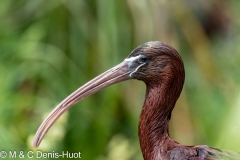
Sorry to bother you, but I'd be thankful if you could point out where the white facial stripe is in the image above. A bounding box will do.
[129,63,145,77]
[124,55,141,62]
[124,55,146,77]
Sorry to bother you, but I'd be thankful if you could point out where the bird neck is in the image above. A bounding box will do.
[138,82,182,160]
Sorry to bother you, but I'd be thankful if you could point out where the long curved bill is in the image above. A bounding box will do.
[33,61,131,147]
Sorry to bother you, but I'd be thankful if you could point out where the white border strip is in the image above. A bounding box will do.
[124,55,141,62]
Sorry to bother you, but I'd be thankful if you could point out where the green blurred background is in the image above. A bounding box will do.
[1,0,240,159]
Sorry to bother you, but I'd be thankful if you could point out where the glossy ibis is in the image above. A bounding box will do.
[33,41,240,160]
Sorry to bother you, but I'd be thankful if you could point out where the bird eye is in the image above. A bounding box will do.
[138,55,148,63]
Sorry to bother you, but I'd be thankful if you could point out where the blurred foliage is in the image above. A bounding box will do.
[0,0,240,159]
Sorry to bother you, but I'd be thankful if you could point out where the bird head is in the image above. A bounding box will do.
[33,41,184,147]
[125,41,184,85]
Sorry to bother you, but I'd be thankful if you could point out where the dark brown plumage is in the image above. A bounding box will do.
[33,41,240,160]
